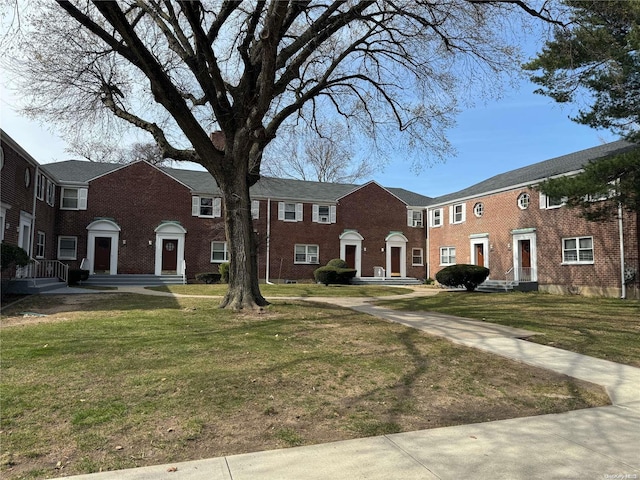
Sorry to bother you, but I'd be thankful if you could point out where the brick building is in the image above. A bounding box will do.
[2,128,638,298]
[426,140,639,298]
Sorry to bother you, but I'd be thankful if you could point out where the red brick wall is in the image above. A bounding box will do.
[1,138,57,257]
[428,186,634,293]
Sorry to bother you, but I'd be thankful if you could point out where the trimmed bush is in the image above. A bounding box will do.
[435,264,490,292]
[1,243,30,272]
[69,269,90,285]
[314,266,338,286]
[218,262,230,284]
[195,272,222,284]
[335,267,357,284]
[326,258,348,269]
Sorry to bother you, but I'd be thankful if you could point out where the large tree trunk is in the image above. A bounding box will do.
[216,167,269,310]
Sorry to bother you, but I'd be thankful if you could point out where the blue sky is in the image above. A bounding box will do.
[1,78,616,199]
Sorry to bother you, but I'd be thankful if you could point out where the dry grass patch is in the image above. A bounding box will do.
[1,293,609,479]
[378,291,640,367]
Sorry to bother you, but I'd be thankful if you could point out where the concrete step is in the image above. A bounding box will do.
[82,274,184,287]
[351,277,423,286]
[4,278,66,294]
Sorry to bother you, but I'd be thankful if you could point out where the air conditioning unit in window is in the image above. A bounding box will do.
[319,215,329,223]
[413,220,423,227]
[309,256,318,263]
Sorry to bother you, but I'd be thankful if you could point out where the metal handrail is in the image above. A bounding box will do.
[16,258,69,285]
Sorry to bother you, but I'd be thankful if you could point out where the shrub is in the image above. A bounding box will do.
[69,269,90,285]
[1,243,30,272]
[314,266,338,286]
[326,258,348,269]
[195,272,222,284]
[335,267,357,284]
[218,262,230,283]
[435,264,490,292]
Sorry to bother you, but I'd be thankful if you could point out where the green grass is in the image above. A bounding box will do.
[378,291,640,367]
[148,283,412,297]
[0,293,610,478]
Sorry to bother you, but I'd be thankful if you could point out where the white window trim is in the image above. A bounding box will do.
[60,187,88,210]
[36,231,46,259]
[473,202,484,218]
[210,241,229,263]
[407,209,423,228]
[561,236,594,265]
[192,196,222,218]
[449,203,466,224]
[430,208,443,227]
[294,244,319,264]
[411,248,424,266]
[36,173,45,200]
[440,246,456,266]
[251,200,260,219]
[517,192,530,210]
[46,180,55,206]
[278,202,303,222]
[58,236,78,260]
[539,192,567,210]
[312,204,336,224]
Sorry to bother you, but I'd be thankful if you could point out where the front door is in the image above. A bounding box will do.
[345,245,356,270]
[520,240,531,281]
[94,237,111,273]
[162,239,178,273]
[475,244,484,267]
[390,247,401,277]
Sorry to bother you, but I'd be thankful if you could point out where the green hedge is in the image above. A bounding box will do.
[1,243,30,272]
[68,269,90,285]
[195,272,222,284]
[435,264,490,292]
[219,262,230,283]
[313,265,357,286]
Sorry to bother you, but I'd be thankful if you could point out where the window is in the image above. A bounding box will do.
[473,202,484,217]
[0,205,7,242]
[278,202,303,222]
[46,180,55,206]
[36,231,46,258]
[450,203,466,224]
[539,192,566,209]
[24,167,31,188]
[294,244,319,264]
[192,196,221,217]
[562,236,594,264]
[440,246,456,266]
[430,208,443,227]
[60,188,88,210]
[36,173,45,200]
[313,204,336,223]
[408,209,423,227]
[252,200,260,219]
[211,241,229,263]
[412,248,424,266]
[58,236,77,260]
[518,193,530,210]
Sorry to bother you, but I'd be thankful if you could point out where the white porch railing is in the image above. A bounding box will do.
[16,259,69,285]
[505,267,533,283]
[182,260,187,284]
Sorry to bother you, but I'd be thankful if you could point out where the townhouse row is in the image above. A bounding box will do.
[2,128,638,298]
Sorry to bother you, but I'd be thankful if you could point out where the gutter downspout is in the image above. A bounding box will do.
[29,165,39,258]
[425,207,430,280]
[618,201,626,299]
[265,198,274,284]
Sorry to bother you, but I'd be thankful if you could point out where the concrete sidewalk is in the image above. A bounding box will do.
[60,291,640,479]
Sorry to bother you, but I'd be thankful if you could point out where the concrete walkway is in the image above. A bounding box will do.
[46,288,640,479]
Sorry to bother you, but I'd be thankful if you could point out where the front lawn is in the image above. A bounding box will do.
[148,283,413,297]
[0,293,608,479]
[377,291,640,367]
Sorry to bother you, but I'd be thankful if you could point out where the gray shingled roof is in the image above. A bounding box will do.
[41,160,431,205]
[428,140,639,206]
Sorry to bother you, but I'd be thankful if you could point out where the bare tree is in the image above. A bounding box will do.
[2,1,562,309]
[264,122,375,183]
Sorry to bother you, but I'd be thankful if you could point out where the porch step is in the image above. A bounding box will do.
[82,274,184,287]
[351,277,423,286]
[4,278,66,294]
[476,280,539,293]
